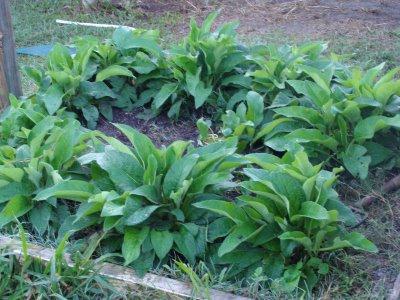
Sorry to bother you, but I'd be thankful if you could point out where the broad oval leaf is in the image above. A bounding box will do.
[96,65,134,82]
[218,223,263,257]
[194,200,248,224]
[0,196,33,228]
[162,154,199,199]
[124,205,161,226]
[34,180,96,202]
[122,226,150,265]
[291,201,330,222]
[150,230,174,260]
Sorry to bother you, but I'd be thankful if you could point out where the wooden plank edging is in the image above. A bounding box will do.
[0,235,251,300]
[0,0,22,99]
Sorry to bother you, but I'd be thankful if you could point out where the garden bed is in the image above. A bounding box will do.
[1,6,400,299]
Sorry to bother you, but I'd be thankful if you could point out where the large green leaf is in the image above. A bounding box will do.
[96,65,134,82]
[325,198,357,226]
[113,124,158,167]
[28,116,56,154]
[29,202,52,235]
[162,154,199,199]
[52,120,81,169]
[82,105,99,129]
[279,231,312,250]
[194,200,248,223]
[0,196,33,228]
[39,84,64,115]
[81,148,144,191]
[154,83,179,109]
[298,65,333,93]
[265,128,338,152]
[364,141,394,167]
[112,27,162,55]
[253,118,291,143]
[131,52,157,74]
[218,223,263,257]
[207,217,235,242]
[122,226,150,265]
[287,80,330,108]
[186,69,213,109]
[243,169,306,216]
[320,232,378,253]
[34,180,96,202]
[0,167,24,182]
[273,106,325,128]
[0,182,32,204]
[131,185,159,204]
[245,91,264,126]
[340,144,371,179]
[80,81,117,99]
[291,201,330,221]
[124,205,161,226]
[150,230,174,260]
[354,115,400,141]
[173,228,197,264]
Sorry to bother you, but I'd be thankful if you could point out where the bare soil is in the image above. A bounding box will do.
[97,109,199,147]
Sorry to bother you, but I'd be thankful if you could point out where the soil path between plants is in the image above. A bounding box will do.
[97,109,199,147]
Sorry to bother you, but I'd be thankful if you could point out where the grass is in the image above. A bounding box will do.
[6,0,400,298]
[0,228,126,299]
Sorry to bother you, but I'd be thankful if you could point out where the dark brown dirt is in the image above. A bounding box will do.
[97,108,199,147]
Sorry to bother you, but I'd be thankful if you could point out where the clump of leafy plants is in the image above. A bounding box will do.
[0,10,392,295]
[143,11,251,119]
[220,91,265,152]
[195,151,377,292]
[264,63,400,179]
[217,62,400,178]
[36,124,242,274]
[0,110,96,235]
[26,27,163,128]
[247,42,333,100]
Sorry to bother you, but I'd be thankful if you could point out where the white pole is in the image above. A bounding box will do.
[56,19,135,30]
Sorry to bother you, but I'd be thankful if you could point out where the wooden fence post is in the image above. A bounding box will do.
[0,0,22,111]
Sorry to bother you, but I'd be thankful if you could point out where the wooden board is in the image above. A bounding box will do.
[0,0,22,110]
[0,235,251,300]
[0,33,9,111]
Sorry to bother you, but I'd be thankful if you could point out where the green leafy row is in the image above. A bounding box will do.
[1,11,393,295]
[0,98,376,293]
[217,63,400,179]
[26,12,400,179]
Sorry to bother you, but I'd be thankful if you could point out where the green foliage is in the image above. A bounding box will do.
[220,62,400,178]
[220,91,277,152]
[141,11,250,118]
[0,110,96,235]
[195,151,377,291]
[26,28,163,128]
[36,124,242,274]
[0,11,391,295]
[247,42,331,99]
[265,64,400,179]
